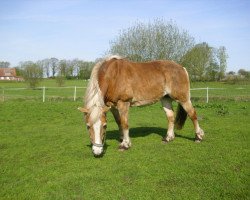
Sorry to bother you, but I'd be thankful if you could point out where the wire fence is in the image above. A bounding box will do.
[0,86,250,103]
[1,86,86,102]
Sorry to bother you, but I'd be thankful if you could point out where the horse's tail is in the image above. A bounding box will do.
[175,103,187,130]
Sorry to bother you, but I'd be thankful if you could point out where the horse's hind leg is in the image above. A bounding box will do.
[161,97,175,142]
[181,100,204,142]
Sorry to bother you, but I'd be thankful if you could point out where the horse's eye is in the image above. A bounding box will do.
[103,123,107,129]
[86,124,90,129]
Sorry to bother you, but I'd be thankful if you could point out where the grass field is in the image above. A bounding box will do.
[0,81,249,199]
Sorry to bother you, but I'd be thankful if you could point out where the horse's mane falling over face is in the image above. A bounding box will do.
[84,55,122,123]
[84,60,104,123]
[82,55,123,156]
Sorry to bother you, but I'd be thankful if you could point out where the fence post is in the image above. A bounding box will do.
[74,86,77,101]
[43,86,45,102]
[206,87,209,103]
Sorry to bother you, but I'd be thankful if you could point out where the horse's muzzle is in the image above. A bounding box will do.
[92,143,104,157]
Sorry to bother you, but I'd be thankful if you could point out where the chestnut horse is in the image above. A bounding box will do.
[79,55,204,156]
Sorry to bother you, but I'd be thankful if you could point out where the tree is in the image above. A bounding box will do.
[77,61,94,79]
[15,67,24,77]
[181,42,213,81]
[217,46,228,80]
[227,71,235,75]
[37,58,59,78]
[37,59,50,78]
[0,61,10,68]
[206,62,219,81]
[238,69,250,79]
[20,61,43,88]
[55,75,66,87]
[57,60,67,77]
[66,59,77,79]
[109,19,195,62]
[50,58,59,78]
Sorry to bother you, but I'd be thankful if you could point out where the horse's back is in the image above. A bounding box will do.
[98,58,190,105]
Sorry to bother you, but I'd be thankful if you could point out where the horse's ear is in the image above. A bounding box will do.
[78,107,89,113]
[103,106,111,113]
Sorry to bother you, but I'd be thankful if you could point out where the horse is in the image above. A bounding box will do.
[79,55,204,156]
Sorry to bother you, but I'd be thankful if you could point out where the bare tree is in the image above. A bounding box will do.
[37,59,50,78]
[66,59,77,78]
[0,61,10,68]
[58,60,67,77]
[109,19,195,62]
[20,61,43,88]
[217,46,228,80]
[50,58,58,78]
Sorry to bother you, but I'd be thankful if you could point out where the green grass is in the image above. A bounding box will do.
[0,98,249,199]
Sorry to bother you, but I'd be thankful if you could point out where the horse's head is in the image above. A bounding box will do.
[78,106,110,157]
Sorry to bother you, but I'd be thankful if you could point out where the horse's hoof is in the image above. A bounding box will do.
[118,145,129,151]
[118,148,125,152]
[162,140,168,144]
[162,138,167,143]
[195,138,202,143]
[162,137,174,143]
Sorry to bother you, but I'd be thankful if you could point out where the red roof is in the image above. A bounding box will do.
[0,68,17,77]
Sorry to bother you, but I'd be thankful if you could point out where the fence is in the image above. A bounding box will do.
[1,86,86,102]
[190,87,224,103]
[1,86,250,103]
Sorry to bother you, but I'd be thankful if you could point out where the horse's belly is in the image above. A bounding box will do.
[130,98,160,107]
[130,90,166,107]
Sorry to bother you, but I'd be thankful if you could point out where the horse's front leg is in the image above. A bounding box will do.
[110,107,123,142]
[117,101,131,150]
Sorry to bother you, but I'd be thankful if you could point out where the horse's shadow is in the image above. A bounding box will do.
[106,126,194,142]
[86,127,195,156]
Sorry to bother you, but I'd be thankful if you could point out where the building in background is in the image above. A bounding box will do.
[0,68,23,81]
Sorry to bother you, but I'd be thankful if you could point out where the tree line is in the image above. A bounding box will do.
[19,58,95,79]
[0,59,95,87]
[0,59,95,88]
[0,59,94,78]
[1,18,249,87]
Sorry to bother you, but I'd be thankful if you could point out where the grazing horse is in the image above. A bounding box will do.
[79,55,204,156]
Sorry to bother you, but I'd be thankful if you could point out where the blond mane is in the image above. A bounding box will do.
[84,55,122,123]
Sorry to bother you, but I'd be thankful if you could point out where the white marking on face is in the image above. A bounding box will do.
[93,119,102,145]
[92,119,103,155]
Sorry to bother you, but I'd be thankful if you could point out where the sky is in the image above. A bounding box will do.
[0,0,249,72]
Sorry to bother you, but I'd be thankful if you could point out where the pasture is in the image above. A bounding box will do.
[0,81,249,199]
